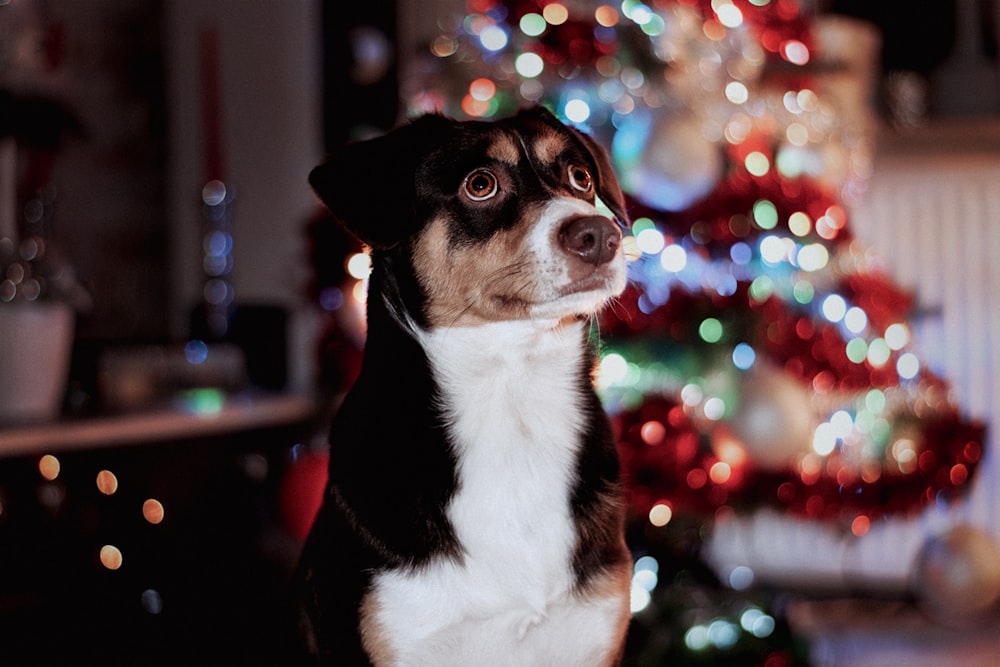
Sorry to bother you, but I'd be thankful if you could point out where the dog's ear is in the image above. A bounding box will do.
[515,107,629,227]
[566,126,630,229]
[309,115,455,249]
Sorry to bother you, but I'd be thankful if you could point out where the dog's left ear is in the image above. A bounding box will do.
[515,106,630,227]
[566,126,630,228]
[309,114,455,249]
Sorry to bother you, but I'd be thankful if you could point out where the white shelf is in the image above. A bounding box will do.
[0,392,317,457]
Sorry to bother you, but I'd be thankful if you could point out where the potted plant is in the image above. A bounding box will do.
[0,89,87,423]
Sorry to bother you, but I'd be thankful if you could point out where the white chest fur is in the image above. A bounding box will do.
[362,319,624,666]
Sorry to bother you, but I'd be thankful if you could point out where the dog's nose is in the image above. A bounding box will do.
[559,216,622,266]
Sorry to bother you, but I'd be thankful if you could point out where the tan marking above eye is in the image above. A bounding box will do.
[531,131,568,164]
[462,169,499,201]
[486,135,521,164]
[568,165,594,193]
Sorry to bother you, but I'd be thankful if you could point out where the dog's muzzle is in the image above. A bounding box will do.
[558,216,622,266]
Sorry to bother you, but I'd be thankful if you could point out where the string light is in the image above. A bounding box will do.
[100,545,123,571]
[96,470,119,496]
[143,499,166,525]
[400,0,983,537]
[39,454,60,481]
[542,2,569,26]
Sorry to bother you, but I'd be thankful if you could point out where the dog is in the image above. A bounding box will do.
[295,106,632,666]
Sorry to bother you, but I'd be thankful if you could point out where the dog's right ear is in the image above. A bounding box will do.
[309,114,455,249]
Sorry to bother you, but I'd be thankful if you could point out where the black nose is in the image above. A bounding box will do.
[559,216,622,266]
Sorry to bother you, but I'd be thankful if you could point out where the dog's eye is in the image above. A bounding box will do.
[462,170,499,201]
[568,165,593,194]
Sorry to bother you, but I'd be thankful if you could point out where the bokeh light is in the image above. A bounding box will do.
[519,13,546,37]
[39,454,60,481]
[143,498,166,524]
[96,470,118,496]
[542,2,568,25]
[100,545,123,571]
[515,52,544,78]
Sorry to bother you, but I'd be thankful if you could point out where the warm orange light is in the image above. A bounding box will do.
[542,3,569,25]
[352,279,368,304]
[702,19,727,41]
[825,205,847,229]
[100,545,123,570]
[835,466,856,487]
[712,429,748,467]
[709,461,732,485]
[640,420,666,446]
[461,94,490,117]
[469,78,497,101]
[861,462,882,484]
[950,463,968,486]
[143,499,165,525]
[850,515,870,537]
[595,5,619,27]
[39,454,60,481]
[96,470,118,496]
[799,454,821,485]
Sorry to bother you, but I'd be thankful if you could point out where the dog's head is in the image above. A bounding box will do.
[309,107,630,328]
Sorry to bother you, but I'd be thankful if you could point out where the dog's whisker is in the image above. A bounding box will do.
[604,295,630,324]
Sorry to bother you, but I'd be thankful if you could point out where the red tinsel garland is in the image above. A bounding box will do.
[603,166,986,525]
[615,392,985,524]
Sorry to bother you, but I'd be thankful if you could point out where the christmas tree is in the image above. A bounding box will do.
[311,0,987,662]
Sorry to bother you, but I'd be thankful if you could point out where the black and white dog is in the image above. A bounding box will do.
[296,107,632,666]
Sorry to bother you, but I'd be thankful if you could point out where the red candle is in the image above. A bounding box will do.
[199,26,226,184]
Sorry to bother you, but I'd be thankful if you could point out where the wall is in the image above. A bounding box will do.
[852,125,1000,539]
[1,0,168,341]
[164,0,323,387]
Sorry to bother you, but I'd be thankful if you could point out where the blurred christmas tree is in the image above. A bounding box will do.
[311,0,987,663]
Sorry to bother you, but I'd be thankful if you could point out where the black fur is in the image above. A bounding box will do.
[295,107,629,665]
[295,261,460,663]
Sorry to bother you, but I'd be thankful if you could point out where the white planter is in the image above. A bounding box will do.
[0,302,74,423]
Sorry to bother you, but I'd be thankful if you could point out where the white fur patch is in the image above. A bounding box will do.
[363,319,624,665]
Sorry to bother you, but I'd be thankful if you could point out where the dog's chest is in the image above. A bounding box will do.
[433,322,585,557]
[364,321,599,663]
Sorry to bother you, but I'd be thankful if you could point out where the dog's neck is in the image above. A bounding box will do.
[417,317,591,377]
